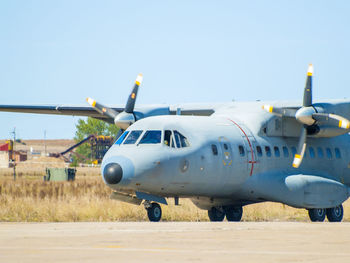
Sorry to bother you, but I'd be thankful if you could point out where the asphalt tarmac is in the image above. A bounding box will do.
[0,222,349,263]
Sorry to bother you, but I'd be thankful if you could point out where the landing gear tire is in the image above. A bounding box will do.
[208,207,225,222]
[326,205,343,222]
[147,203,162,222]
[308,208,326,222]
[224,206,243,222]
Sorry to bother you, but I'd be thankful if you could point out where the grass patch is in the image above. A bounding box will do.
[1,175,349,222]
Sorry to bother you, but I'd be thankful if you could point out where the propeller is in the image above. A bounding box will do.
[86,73,143,136]
[263,64,350,168]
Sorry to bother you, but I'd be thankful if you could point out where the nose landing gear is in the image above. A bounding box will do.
[144,201,162,222]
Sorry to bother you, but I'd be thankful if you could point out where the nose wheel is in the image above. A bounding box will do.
[145,202,162,222]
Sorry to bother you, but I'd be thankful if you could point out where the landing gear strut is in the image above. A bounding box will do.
[145,202,162,222]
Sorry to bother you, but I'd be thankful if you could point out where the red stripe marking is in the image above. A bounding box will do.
[228,119,256,176]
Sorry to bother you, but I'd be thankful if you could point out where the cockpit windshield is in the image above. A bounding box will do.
[115,131,129,145]
[120,129,189,147]
[123,130,143,144]
[139,130,162,144]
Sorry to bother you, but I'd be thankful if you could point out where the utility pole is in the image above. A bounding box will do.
[44,130,47,156]
[11,127,16,181]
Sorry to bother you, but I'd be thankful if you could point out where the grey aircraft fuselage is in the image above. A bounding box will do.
[102,101,350,212]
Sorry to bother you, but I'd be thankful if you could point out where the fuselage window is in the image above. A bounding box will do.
[309,147,315,158]
[123,130,143,144]
[211,144,218,155]
[256,146,262,157]
[335,148,341,159]
[274,146,280,157]
[139,130,162,144]
[223,143,228,150]
[317,147,324,158]
[282,146,289,158]
[239,145,245,156]
[326,148,333,159]
[265,146,271,157]
[115,131,129,145]
[291,147,297,156]
[164,130,175,148]
[174,130,190,148]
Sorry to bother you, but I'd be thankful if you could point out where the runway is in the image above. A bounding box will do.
[1,222,350,263]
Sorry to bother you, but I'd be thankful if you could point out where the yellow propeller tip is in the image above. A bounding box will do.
[135,74,143,86]
[307,64,313,76]
[86,97,96,107]
[262,105,273,113]
[292,155,302,168]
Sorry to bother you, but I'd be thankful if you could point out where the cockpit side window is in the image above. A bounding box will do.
[115,131,129,145]
[139,130,162,144]
[164,130,175,148]
[174,130,189,148]
[123,130,143,144]
[174,132,181,148]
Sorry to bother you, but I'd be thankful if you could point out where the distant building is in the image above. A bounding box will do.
[0,141,27,168]
[0,151,9,168]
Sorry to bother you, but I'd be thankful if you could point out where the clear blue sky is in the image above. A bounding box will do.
[1,0,350,139]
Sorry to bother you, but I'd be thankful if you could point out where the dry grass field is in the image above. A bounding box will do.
[1,170,350,222]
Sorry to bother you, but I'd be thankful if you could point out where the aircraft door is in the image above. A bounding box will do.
[230,122,259,176]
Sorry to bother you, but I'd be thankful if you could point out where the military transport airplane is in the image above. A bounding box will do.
[1,64,350,222]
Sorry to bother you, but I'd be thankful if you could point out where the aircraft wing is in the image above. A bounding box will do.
[0,104,124,117]
[0,103,219,122]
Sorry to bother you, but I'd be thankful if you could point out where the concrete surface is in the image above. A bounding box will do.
[1,222,350,263]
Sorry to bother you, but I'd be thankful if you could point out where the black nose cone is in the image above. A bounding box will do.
[103,163,123,184]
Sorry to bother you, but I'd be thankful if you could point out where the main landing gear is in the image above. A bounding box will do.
[308,204,343,222]
[144,201,162,222]
[208,206,243,222]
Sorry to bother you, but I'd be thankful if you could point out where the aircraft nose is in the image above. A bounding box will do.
[103,163,123,184]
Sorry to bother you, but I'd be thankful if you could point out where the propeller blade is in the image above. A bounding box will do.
[262,105,297,117]
[303,64,313,107]
[86,97,119,119]
[312,113,350,129]
[292,127,307,168]
[125,73,143,113]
